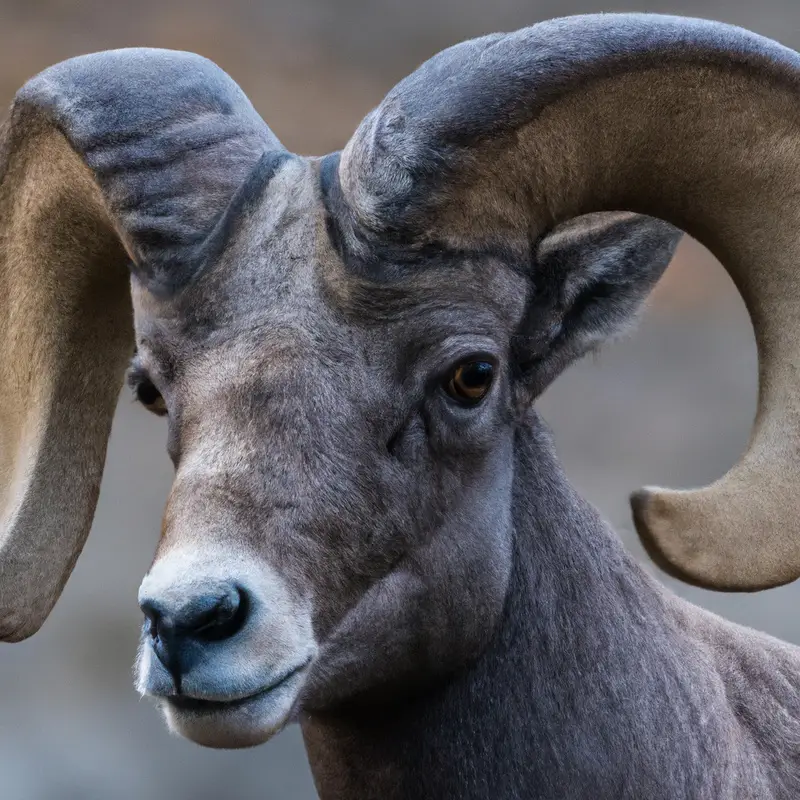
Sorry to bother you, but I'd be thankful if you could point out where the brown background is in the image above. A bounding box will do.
[0,1,797,798]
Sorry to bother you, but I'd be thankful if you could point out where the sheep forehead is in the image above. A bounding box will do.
[131,159,336,355]
[130,155,527,400]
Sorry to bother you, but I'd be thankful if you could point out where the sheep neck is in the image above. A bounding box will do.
[300,416,758,800]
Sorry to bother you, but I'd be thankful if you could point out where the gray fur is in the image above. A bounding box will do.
[2,14,800,800]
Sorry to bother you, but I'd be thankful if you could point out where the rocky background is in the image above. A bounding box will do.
[1,1,798,797]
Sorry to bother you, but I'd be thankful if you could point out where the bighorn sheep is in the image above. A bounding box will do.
[2,11,800,798]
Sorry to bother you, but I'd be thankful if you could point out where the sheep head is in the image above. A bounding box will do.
[1,13,795,748]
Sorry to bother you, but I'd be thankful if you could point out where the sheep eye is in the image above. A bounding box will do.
[445,361,494,405]
[133,378,167,416]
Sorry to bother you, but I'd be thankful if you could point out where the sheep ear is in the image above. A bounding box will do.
[516,213,681,395]
[0,49,282,641]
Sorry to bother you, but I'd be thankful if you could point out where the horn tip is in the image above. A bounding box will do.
[630,485,738,590]
[630,486,799,592]
[0,608,45,643]
[629,485,695,580]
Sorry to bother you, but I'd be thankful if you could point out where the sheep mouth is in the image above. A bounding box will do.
[167,658,312,714]
[159,657,315,748]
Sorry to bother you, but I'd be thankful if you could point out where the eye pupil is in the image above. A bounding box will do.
[134,380,167,415]
[459,362,492,389]
[446,361,494,404]
[136,381,161,407]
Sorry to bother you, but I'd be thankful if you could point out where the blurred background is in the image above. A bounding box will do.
[0,0,798,797]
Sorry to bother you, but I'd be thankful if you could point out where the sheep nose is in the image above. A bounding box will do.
[140,584,248,682]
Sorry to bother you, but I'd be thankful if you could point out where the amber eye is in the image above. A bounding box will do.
[445,361,494,405]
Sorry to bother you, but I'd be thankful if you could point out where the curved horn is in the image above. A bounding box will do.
[339,14,800,591]
[0,49,282,641]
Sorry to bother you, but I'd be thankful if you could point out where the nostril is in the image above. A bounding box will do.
[140,598,165,640]
[138,583,249,687]
[183,585,249,642]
